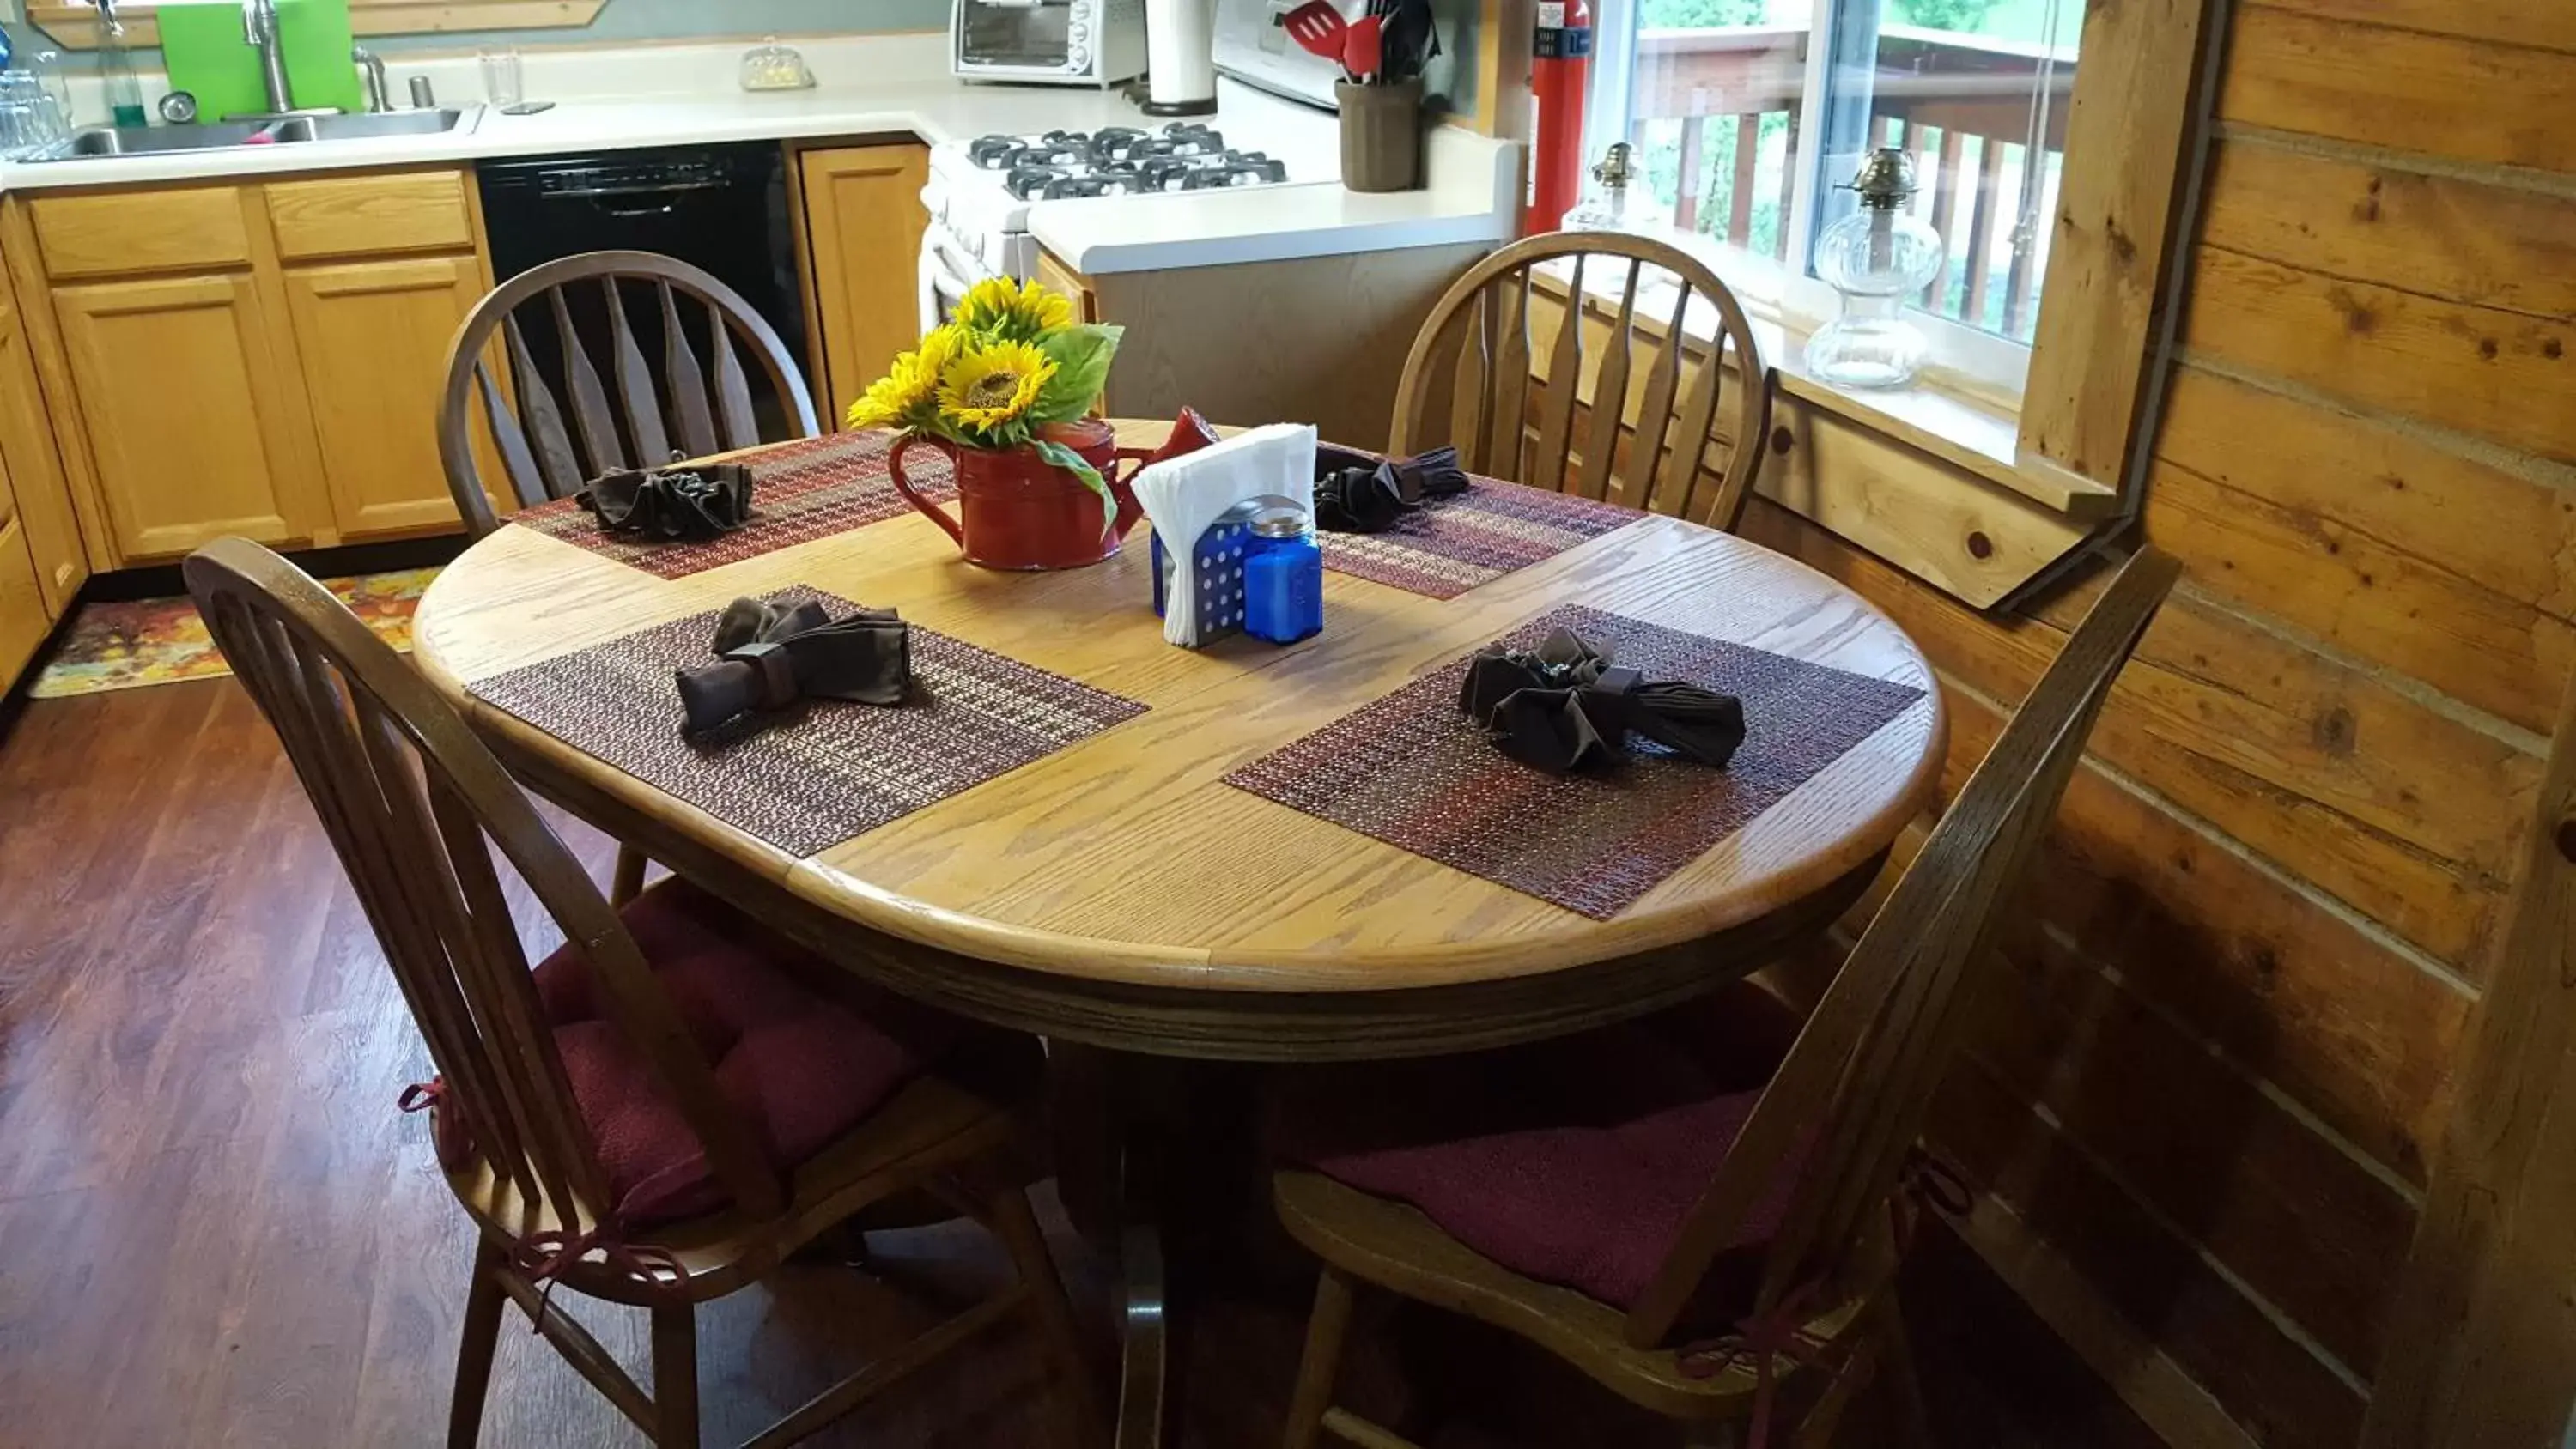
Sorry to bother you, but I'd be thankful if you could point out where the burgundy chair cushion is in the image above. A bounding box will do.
[533,879,954,1226]
[1279,981,1807,1314]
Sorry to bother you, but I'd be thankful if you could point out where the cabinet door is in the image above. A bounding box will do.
[799,144,930,425]
[282,253,489,540]
[52,272,325,561]
[0,277,87,616]
[1037,248,1101,324]
[0,511,49,694]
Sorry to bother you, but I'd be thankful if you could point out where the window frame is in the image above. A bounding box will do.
[1473,0,2218,609]
[1583,0,2072,403]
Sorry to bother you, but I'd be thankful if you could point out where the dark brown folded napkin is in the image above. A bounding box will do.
[674,596,912,735]
[580,464,756,541]
[1314,445,1471,533]
[1458,627,1746,774]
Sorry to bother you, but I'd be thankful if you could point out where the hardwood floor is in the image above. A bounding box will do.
[0,674,2154,1448]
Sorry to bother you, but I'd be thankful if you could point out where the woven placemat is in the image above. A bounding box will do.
[1319,478,1643,600]
[1225,604,1926,919]
[471,586,1146,858]
[512,431,956,579]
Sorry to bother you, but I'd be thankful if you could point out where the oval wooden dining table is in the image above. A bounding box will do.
[410,416,1947,1447]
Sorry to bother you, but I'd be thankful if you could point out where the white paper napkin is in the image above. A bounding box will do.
[1131,423,1318,646]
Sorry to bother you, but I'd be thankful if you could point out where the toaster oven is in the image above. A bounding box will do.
[951,0,1150,87]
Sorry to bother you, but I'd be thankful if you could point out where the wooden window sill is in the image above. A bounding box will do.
[31,1,608,50]
[1538,264,2118,523]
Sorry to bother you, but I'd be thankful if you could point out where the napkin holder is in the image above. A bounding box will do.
[1151,500,1259,643]
[1130,422,1319,648]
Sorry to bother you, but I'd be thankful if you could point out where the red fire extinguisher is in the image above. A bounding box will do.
[1527,0,1593,234]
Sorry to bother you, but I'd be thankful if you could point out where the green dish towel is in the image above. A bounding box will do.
[158,0,361,120]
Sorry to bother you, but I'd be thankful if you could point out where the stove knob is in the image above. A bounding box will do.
[1066,44,1091,71]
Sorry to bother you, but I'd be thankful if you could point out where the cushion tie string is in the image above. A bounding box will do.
[1674,1277,1832,1449]
[510,1220,690,1325]
[1668,1150,1973,1446]
[397,1076,477,1171]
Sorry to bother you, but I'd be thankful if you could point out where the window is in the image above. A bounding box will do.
[1583,0,2085,397]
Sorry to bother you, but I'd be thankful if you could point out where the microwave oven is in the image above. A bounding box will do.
[951,0,1151,87]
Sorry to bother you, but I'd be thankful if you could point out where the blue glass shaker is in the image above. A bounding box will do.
[1243,505,1323,645]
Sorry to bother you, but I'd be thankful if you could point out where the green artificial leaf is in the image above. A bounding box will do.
[1031,324,1125,423]
[1033,438,1119,541]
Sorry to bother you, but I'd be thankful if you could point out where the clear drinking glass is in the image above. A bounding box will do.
[0,74,42,158]
[478,47,524,110]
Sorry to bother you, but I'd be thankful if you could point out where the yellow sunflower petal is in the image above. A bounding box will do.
[936,338,1058,433]
[954,277,1076,340]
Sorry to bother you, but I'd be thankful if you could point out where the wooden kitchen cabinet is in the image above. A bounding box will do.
[52,270,327,560]
[0,276,88,615]
[282,253,490,538]
[799,143,929,425]
[0,507,48,690]
[4,167,496,567]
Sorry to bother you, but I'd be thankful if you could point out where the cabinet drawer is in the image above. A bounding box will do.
[267,171,477,262]
[33,187,253,279]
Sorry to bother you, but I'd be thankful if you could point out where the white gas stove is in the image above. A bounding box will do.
[920,121,1297,328]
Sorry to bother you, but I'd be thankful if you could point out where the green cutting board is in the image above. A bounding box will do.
[160,0,363,121]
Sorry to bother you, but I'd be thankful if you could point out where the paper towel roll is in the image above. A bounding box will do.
[1144,0,1218,116]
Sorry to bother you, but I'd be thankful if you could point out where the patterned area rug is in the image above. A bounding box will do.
[27,568,438,700]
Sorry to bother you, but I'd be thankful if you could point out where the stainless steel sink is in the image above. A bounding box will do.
[42,119,276,156]
[263,108,468,142]
[28,107,471,161]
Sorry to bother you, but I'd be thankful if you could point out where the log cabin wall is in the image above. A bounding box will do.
[1674,2,2572,1442]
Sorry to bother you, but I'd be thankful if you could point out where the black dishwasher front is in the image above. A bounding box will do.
[478,143,813,443]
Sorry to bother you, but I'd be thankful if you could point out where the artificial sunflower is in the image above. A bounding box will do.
[953,276,1076,342]
[938,339,1057,436]
[847,347,935,430]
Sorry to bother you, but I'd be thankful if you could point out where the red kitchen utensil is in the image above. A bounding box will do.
[1345,14,1384,80]
[1283,1,1351,65]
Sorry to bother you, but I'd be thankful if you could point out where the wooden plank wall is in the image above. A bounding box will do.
[1732,2,2576,1440]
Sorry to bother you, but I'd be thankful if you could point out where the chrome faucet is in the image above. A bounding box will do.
[242,0,295,116]
[353,46,390,113]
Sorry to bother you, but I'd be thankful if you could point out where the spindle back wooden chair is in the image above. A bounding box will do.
[1275,547,2183,1448]
[438,250,821,540]
[183,537,1094,1449]
[1389,232,1771,533]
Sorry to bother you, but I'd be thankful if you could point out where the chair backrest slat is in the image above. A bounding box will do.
[1486,266,1534,481]
[1657,326,1728,521]
[503,314,586,501]
[707,297,762,452]
[1621,547,2183,1347]
[349,688,601,1218]
[1626,283,1692,512]
[440,253,821,537]
[1572,261,1644,504]
[1529,252,1589,494]
[1391,233,1770,532]
[185,537,796,1237]
[471,361,548,514]
[550,286,626,478]
[220,599,532,1202]
[1447,289,1493,474]
[604,277,672,465]
[659,280,720,460]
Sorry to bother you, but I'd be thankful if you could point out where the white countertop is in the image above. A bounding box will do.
[1,34,1518,276]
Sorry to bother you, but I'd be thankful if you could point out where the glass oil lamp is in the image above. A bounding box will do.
[1807,147,1947,389]
[1565,142,1640,233]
